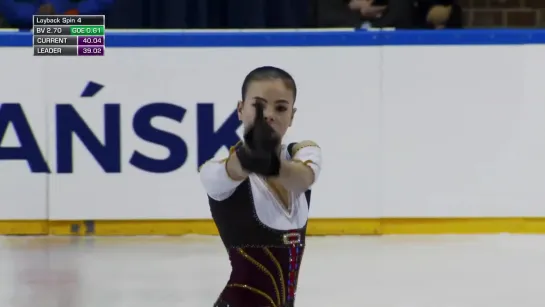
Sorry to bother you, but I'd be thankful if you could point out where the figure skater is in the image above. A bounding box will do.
[199,66,322,307]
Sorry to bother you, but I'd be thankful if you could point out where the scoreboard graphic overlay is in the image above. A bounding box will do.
[33,15,105,56]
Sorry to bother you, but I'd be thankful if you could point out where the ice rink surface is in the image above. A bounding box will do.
[1,234,544,307]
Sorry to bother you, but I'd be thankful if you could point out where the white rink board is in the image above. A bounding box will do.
[1,32,545,220]
[0,50,47,219]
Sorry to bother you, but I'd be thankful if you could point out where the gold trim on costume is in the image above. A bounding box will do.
[282,233,301,245]
[224,142,242,180]
[292,159,316,167]
[197,141,241,173]
[290,159,317,184]
[291,140,319,156]
[264,247,286,304]
[229,141,242,154]
[226,283,277,307]
[292,158,317,172]
[223,156,237,181]
[264,179,290,211]
[237,248,281,306]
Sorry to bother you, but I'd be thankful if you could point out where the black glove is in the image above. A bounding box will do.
[236,102,281,176]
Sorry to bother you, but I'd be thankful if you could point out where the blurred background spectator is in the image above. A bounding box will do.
[313,0,462,28]
[460,0,545,27]
[0,0,544,29]
[106,0,313,28]
[0,0,312,29]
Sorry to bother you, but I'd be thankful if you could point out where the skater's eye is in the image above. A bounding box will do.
[274,100,289,112]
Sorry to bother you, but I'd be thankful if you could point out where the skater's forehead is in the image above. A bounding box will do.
[245,80,294,104]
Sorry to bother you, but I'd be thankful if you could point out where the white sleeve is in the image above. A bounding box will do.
[291,141,322,187]
[199,157,243,201]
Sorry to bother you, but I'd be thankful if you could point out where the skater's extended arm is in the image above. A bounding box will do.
[277,141,322,193]
[199,151,248,201]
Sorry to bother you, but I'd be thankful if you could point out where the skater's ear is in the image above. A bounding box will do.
[237,100,244,120]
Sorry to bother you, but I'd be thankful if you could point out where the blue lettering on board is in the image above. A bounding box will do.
[0,81,242,173]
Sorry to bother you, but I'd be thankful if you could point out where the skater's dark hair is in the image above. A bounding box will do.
[241,66,297,102]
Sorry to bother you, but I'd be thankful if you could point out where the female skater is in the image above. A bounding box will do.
[199,66,322,307]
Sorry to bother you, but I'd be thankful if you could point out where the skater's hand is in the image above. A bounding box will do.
[236,102,281,176]
[244,102,280,152]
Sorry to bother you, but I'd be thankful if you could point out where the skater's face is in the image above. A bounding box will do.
[238,79,296,139]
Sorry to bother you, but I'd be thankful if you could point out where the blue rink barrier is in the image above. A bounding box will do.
[2,29,545,47]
